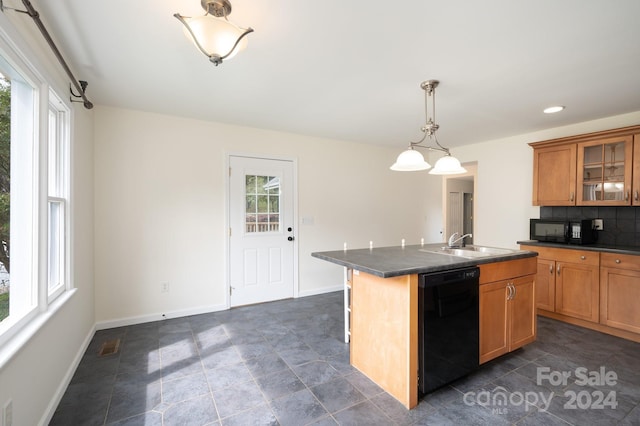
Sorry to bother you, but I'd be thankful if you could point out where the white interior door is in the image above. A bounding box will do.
[228,156,295,307]
[446,191,463,238]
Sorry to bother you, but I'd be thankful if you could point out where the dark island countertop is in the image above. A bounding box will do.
[518,240,640,256]
[311,243,538,278]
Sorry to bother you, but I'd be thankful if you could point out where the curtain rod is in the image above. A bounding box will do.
[1,0,93,109]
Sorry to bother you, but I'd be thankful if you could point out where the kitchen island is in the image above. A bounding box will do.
[312,243,538,408]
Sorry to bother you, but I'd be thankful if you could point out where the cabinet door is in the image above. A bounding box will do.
[600,267,640,334]
[532,144,576,206]
[535,258,556,311]
[633,134,640,206]
[555,262,600,322]
[509,274,536,350]
[479,280,508,364]
[577,136,633,205]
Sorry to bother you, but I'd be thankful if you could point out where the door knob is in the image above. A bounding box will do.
[288,236,295,241]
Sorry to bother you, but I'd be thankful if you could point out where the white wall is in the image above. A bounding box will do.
[0,19,96,426]
[0,7,637,426]
[450,111,640,249]
[94,106,640,327]
[94,107,436,325]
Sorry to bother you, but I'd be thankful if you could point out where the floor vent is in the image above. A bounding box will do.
[98,338,121,357]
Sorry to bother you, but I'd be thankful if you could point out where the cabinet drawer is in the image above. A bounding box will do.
[479,257,537,284]
[521,245,599,266]
[601,252,640,271]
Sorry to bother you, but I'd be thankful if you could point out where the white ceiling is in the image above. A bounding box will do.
[30,0,640,149]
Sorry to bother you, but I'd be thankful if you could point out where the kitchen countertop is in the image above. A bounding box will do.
[311,243,538,278]
[518,240,640,256]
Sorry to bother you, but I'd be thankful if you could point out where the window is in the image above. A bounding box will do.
[47,95,69,300]
[0,56,38,335]
[0,74,9,323]
[0,27,72,348]
[245,175,280,233]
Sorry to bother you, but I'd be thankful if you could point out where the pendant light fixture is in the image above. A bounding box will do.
[390,80,467,175]
[174,0,254,66]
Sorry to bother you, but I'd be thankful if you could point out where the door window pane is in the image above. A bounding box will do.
[245,175,280,233]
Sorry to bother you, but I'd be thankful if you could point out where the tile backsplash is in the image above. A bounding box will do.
[540,206,640,247]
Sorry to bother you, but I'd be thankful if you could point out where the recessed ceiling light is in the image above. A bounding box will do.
[543,106,565,114]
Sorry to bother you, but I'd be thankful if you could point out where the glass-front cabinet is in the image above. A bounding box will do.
[577,136,633,205]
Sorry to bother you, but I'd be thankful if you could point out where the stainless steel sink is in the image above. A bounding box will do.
[458,245,513,255]
[419,245,514,259]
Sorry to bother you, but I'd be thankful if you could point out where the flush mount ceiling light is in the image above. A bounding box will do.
[390,80,467,175]
[543,105,565,114]
[174,0,254,66]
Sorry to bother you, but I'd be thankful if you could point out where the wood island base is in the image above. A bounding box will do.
[350,270,418,409]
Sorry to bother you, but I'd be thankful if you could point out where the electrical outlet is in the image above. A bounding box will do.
[4,399,13,426]
[594,219,603,230]
[161,282,169,293]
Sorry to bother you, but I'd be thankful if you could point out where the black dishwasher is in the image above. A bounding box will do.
[418,267,480,394]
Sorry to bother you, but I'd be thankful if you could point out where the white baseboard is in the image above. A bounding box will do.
[297,285,343,298]
[96,288,343,330]
[95,303,229,330]
[40,323,96,426]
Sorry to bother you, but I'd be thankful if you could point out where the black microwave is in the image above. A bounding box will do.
[530,219,597,244]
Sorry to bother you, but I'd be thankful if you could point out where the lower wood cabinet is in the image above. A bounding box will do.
[600,253,640,334]
[535,258,556,311]
[479,258,537,364]
[555,259,599,322]
[520,245,599,322]
[521,244,640,343]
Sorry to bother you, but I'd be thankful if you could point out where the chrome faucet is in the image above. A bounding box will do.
[448,232,473,248]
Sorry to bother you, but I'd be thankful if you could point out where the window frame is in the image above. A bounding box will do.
[0,12,75,359]
[46,94,70,302]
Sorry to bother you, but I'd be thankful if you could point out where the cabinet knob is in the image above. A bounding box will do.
[549,264,553,274]
[616,259,621,264]
[580,255,586,260]
[570,192,575,202]
[557,265,561,275]
[625,191,630,201]
[635,190,639,202]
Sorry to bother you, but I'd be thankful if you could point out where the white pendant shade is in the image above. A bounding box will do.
[390,148,431,171]
[389,80,467,175]
[429,154,467,175]
[182,15,248,59]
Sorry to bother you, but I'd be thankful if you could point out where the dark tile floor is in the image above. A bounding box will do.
[50,291,640,425]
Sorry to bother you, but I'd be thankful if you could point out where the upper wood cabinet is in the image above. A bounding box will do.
[577,136,633,205]
[532,143,576,205]
[633,134,640,205]
[530,125,640,206]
